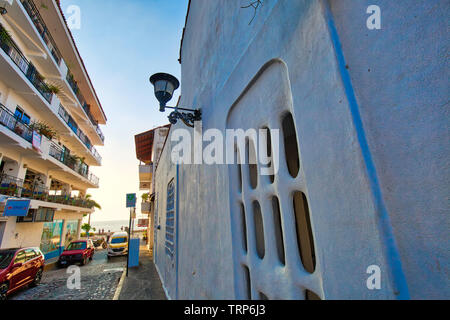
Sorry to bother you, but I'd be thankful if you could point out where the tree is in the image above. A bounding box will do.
[85,194,102,210]
[81,223,94,235]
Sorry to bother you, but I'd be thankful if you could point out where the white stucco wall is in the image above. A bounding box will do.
[153,0,449,300]
[0,217,44,249]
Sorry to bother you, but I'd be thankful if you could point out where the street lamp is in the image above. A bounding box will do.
[150,72,201,128]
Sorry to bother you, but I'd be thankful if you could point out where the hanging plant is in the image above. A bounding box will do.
[29,121,58,140]
[46,84,60,94]
[0,28,13,46]
[142,192,150,203]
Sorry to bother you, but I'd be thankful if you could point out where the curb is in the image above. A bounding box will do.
[113,269,126,300]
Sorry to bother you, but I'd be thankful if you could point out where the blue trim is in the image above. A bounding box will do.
[322,0,410,299]
[174,164,180,299]
[44,246,64,261]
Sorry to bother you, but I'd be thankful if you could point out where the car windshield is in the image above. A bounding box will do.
[111,237,127,244]
[0,251,15,269]
[66,242,87,251]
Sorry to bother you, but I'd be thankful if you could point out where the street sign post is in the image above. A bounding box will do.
[126,193,137,277]
[126,193,136,208]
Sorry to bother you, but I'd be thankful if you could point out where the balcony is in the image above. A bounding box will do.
[139,164,153,182]
[141,202,151,214]
[48,142,100,186]
[20,0,62,66]
[66,71,105,143]
[0,103,33,143]
[0,173,95,209]
[0,24,54,104]
[58,105,102,164]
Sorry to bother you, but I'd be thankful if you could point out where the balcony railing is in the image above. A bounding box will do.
[0,24,53,103]
[48,141,99,186]
[82,103,105,143]
[58,105,103,163]
[66,70,105,143]
[0,103,33,143]
[0,173,96,209]
[20,0,62,65]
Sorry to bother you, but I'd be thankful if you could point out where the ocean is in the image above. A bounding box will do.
[90,220,147,233]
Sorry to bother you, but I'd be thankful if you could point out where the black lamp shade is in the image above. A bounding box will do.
[150,73,180,111]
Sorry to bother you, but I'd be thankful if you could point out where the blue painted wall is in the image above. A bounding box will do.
[153,0,449,299]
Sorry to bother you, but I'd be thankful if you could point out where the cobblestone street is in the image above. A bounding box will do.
[9,249,127,300]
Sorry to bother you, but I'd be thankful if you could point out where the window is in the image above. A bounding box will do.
[293,192,316,274]
[0,251,15,268]
[226,63,321,299]
[66,242,87,250]
[111,237,127,244]
[16,209,34,223]
[247,139,258,190]
[34,208,55,222]
[271,196,285,265]
[252,201,265,260]
[165,179,175,259]
[67,116,78,134]
[14,107,30,125]
[25,249,37,261]
[239,203,248,252]
[17,208,55,223]
[14,250,26,264]
[282,113,300,178]
[305,290,321,300]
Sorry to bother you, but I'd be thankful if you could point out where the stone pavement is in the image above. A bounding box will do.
[10,250,126,300]
[118,244,167,300]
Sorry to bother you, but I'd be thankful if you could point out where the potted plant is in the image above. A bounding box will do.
[46,84,60,94]
[29,121,58,140]
[0,27,13,48]
[142,192,150,203]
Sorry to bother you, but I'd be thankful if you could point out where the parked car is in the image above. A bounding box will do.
[107,232,128,258]
[58,239,95,267]
[0,247,45,300]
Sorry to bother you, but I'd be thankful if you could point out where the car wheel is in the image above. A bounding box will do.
[0,283,8,300]
[80,256,87,266]
[30,269,43,287]
[89,254,94,261]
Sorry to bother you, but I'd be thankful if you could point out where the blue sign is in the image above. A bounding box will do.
[126,193,136,208]
[3,199,31,217]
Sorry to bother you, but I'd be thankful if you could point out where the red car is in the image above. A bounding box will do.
[58,239,95,267]
[0,247,45,300]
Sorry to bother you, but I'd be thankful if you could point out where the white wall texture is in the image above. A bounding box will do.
[153,0,449,300]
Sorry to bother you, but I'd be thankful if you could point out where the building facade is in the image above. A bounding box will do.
[152,0,449,300]
[135,125,170,252]
[0,0,106,260]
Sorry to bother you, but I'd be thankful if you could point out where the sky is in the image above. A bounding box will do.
[59,0,189,222]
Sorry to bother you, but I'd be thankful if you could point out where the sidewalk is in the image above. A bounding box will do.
[118,243,167,300]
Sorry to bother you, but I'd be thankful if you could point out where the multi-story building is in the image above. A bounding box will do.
[135,125,170,252]
[0,0,106,260]
[152,1,448,300]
